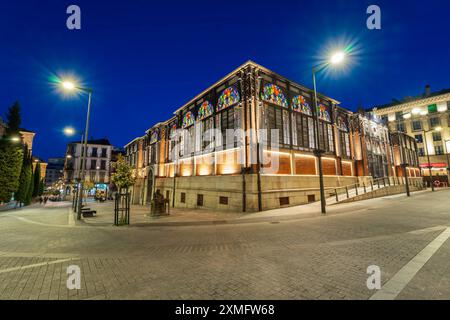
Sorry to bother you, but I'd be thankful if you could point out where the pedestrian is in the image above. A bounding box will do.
[39,196,43,205]
[43,196,48,205]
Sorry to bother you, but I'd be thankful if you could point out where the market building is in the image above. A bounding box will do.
[125,61,422,212]
[372,85,450,185]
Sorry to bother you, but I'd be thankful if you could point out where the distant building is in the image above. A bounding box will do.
[63,139,114,195]
[371,85,450,184]
[45,157,65,187]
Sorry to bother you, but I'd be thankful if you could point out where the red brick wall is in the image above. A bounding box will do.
[295,156,316,175]
[322,158,336,176]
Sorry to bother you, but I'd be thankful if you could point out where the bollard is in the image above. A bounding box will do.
[346,186,349,199]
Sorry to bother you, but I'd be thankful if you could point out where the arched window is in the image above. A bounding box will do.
[197,101,214,120]
[262,83,288,107]
[150,130,159,144]
[182,111,195,128]
[217,86,240,112]
[318,104,331,122]
[292,95,312,115]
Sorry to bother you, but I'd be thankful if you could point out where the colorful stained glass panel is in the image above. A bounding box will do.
[182,111,195,128]
[262,83,288,107]
[217,86,240,111]
[197,101,214,120]
[318,104,331,122]
[292,95,312,115]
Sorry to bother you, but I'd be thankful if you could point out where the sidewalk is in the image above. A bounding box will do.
[79,188,441,228]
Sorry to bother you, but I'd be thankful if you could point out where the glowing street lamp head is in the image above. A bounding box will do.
[330,51,345,65]
[62,81,76,91]
[11,136,20,143]
[63,126,76,136]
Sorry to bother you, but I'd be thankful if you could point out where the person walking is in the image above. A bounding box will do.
[39,196,43,205]
[43,196,48,205]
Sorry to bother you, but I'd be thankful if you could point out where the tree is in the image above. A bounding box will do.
[0,101,24,203]
[111,154,135,191]
[32,162,41,197]
[0,140,23,203]
[5,101,21,135]
[38,179,44,197]
[15,148,32,206]
[25,168,34,205]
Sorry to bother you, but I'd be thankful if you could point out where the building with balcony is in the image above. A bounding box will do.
[125,61,422,212]
[372,85,450,185]
[63,139,113,195]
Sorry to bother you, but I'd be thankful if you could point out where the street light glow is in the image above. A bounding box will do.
[330,51,345,65]
[435,126,442,132]
[11,136,20,143]
[63,126,76,136]
[62,81,76,91]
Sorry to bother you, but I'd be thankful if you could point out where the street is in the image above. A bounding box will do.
[0,189,449,300]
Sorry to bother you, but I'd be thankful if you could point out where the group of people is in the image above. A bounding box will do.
[38,196,49,205]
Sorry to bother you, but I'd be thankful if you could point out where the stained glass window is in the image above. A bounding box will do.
[292,95,312,115]
[318,104,331,122]
[217,86,240,111]
[182,111,195,128]
[262,83,288,107]
[337,116,348,132]
[150,130,159,144]
[197,101,214,120]
[169,123,177,138]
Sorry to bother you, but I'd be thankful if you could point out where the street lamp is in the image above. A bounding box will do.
[63,126,76,137]
[445,139,450,184]
[11,136,20,143]
[312,50,347,214]
[59,78,93,220]
[422,126,442,191]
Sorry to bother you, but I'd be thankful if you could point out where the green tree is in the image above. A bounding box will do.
[5,101,21,135]
[32,161,41,197]
[0,140,23,203]
[15,148,32,206]
[25,168,34,205]
[111,154,135,191]
[0,101,24,203]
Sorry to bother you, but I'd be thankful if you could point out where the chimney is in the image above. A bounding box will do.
[425,84,431,96]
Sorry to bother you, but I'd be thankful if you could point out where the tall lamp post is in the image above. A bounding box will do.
[60,81,93,220]
[422,126,442,192]
[445,139,450,184]
[312,51,346,214]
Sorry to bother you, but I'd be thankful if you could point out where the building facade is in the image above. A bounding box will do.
[45,157,65,187]
[63,139,113,195]
[372,85,450,185]
[125,61,422,212]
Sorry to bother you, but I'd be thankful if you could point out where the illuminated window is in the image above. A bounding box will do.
[182,111,195,128]
[197,101,214,121]
[412,120,422,131]
[318,104,331,122]
[217,86,240,112]
[292,95,312,115]
[262,83,288,107]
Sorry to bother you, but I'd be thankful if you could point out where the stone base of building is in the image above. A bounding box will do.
[150,174,373,212]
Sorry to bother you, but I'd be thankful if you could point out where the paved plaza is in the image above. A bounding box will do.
[0,189,449,300]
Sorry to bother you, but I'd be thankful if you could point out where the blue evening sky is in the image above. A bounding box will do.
[0,0,449,159]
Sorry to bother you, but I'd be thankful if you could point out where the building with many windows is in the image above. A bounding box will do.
[125,61,422,212]
[63,139,113,196]
[45,157,65,187]
[372,85,450,185]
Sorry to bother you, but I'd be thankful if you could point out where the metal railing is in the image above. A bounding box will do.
[329,177,425,203]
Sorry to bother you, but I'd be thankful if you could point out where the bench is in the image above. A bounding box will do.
[82,210,97,217]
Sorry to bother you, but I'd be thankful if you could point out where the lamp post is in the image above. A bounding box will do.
[312,51,346,214]
[445,140,450,184]
[422,126,442,191]
[60,81,93,220]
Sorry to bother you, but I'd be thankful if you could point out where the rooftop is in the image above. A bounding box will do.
[372,86,450,111]
[70,138,112,146]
